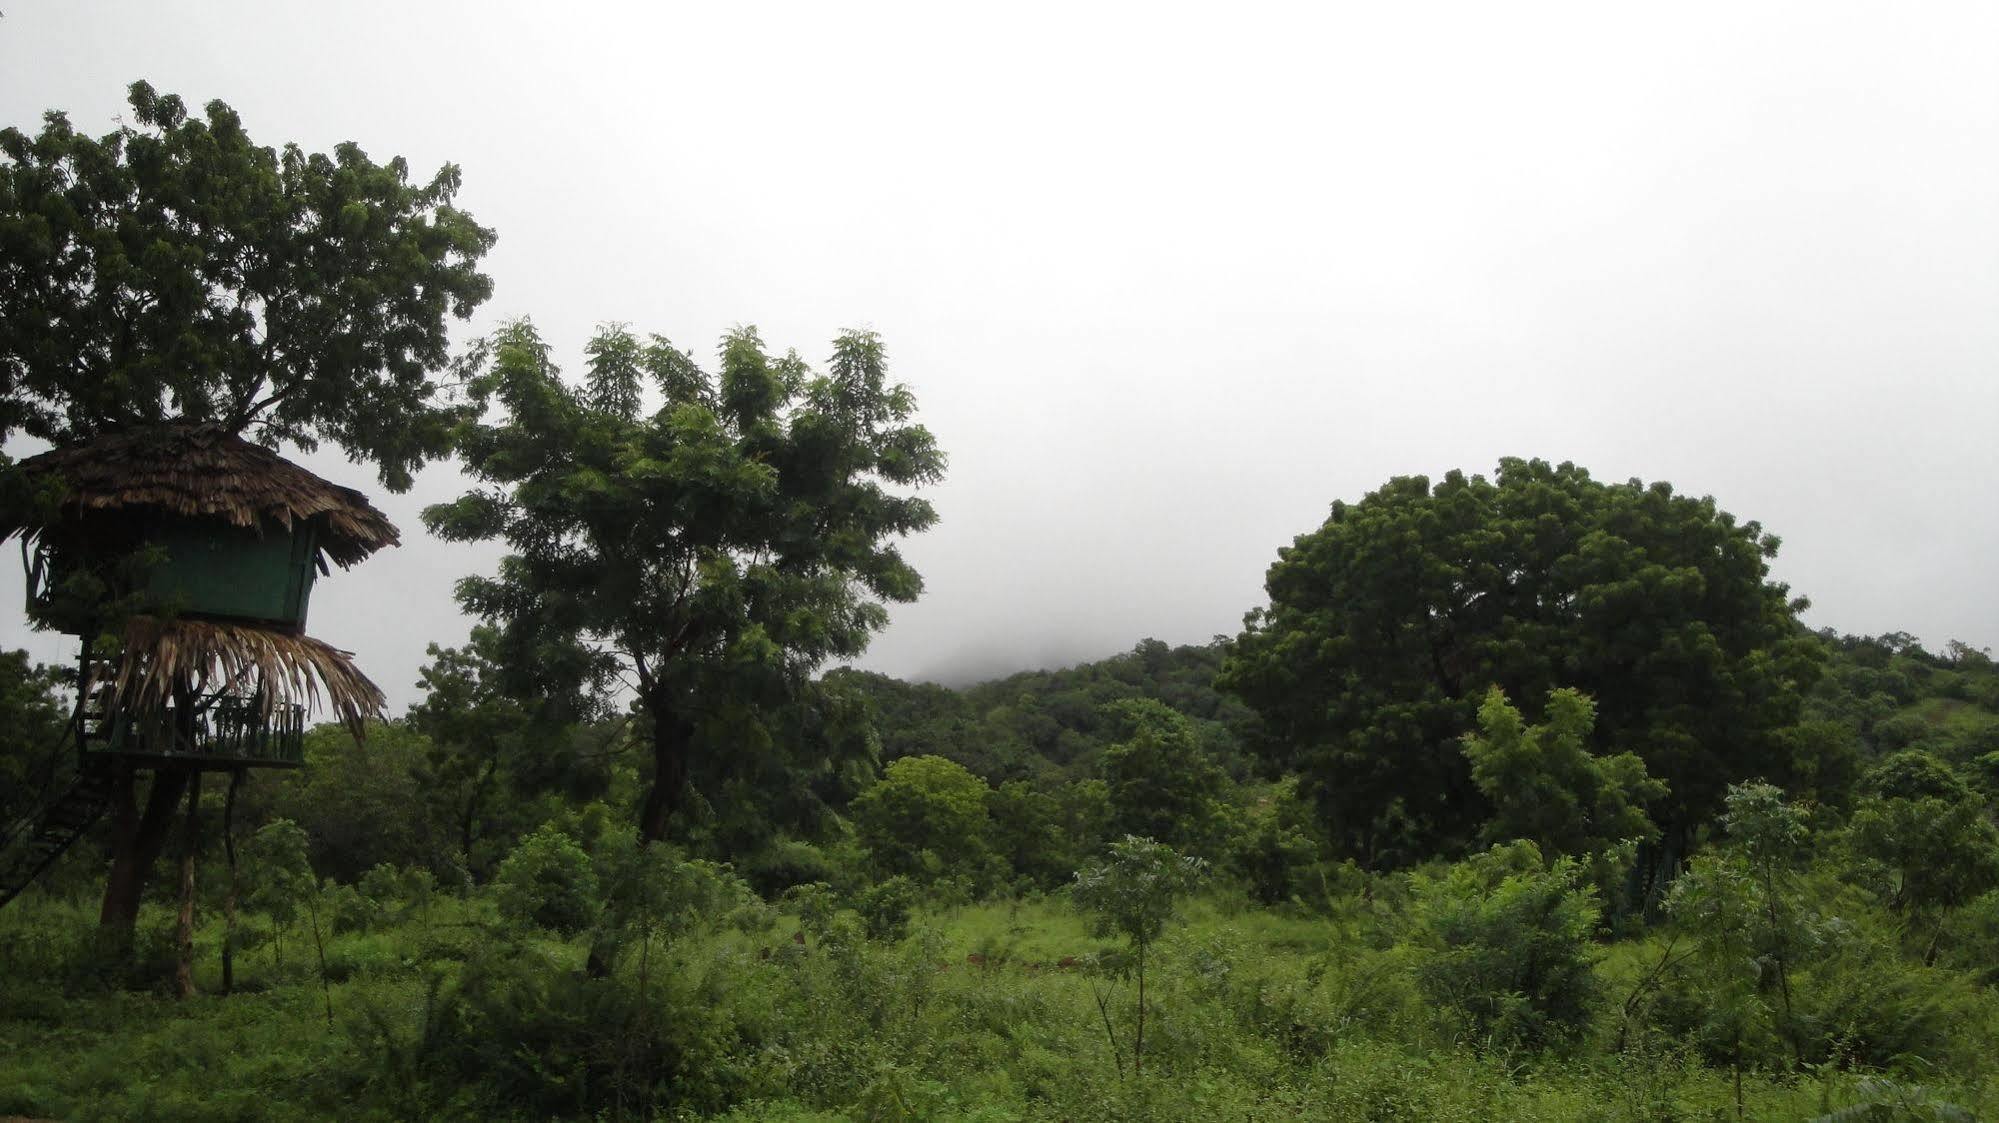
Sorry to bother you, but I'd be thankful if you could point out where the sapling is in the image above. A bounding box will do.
[245,818,315,975]
[1720,781,1812,1067]
[1072,835,1205,1077]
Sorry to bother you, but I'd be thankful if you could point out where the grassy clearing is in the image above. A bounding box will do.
[4,887,1995,1121]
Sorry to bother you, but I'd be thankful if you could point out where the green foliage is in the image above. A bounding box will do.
[1225,777,1331,906]
[593,833,757,946]
[679,675,882,857]
[830,636,1255,784]
[1099,699,1232,858]
[1723,780,1811,867]
[1660,784,1819,1071]
[1862,749,1975,803]
[1808,1076,1976,1123]
[1659,851,1783,1067]
[410,942,744,1118]
[1408,841,1604,1051]
[1939,888,1999,984]
[854,875,918,942]
[424,320,942,843]
[242,818,315,929]
[1790,921,1998,1074]
[1656,858,1997,1075]
[985,779,1079,889]
[1848,794,1999,914]
[851,754,994,883]
[2,886,1998,1120]
[407,625,605,878]
[1222,458,1821,859]
[0,649,67,828]
[490,824,600,937]
[355,863,437,932]
[0,81,494,488]
[740,837,859,898]
[779,881,842,943]
[1461,687,1665,887]
[1800,633,1999,815]
[1073,835,1207,1078]
[265,721,449,882]
[1073,836,1207,952]
[1779,719,1868,810]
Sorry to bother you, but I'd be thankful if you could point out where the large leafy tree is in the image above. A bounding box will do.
[0,81,493,938]
[424,320,943,844]
[0,81,494,487]
[1220,458,1822,863]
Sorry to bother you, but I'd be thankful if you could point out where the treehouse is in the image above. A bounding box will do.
[2,423,396,770]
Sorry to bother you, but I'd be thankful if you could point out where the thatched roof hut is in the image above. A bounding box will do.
[4,423,396,749]
[1,422,399,568]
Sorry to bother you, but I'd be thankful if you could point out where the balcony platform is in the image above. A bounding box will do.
[80,697,306,769]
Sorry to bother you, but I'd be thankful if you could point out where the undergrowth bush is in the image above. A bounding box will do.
[741,837,855,897]
[854,874,918,941]
[353,940,745,1118]
[1408,841,1603,1052]
[490,824,599,936]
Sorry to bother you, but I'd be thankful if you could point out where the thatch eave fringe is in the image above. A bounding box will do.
[111,617,387,740]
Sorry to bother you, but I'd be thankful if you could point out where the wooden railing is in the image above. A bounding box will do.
[81,696,306,768]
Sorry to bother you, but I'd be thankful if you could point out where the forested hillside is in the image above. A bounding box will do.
[831,637,1254,783]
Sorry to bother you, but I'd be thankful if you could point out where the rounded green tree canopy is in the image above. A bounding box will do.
[0,81,495,491]
[1220,458,1822,861]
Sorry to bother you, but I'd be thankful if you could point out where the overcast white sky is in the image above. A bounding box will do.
[3,2,1996,712]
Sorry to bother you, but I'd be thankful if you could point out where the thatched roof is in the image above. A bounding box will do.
[107,616,386,739]
[3,424,399,568]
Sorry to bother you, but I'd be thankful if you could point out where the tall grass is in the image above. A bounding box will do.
[2,887,1995,1121]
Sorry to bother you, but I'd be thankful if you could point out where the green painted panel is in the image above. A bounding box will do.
[146,520,317,627]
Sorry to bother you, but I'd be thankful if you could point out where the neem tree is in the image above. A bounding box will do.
[424,321,944,843]
[0,81,493,487]
[1221,458,1823,865]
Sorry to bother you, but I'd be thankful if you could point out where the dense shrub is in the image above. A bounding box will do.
[269,722,451,882]
[1408,841,1603,1051]
[491,825,600,936]
[987,779,1084,889]
[1790,925,1999,1074]
[356,863,438,932]
[1863,749,1976,803]
[853,875,918,942]
[1226,778,1330,906]
[851,754,995,883]
[410,943,744,1117]
[741,837,856,898]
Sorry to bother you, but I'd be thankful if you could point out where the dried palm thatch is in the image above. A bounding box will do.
[1,423,398,568]
[105,616,386,739]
